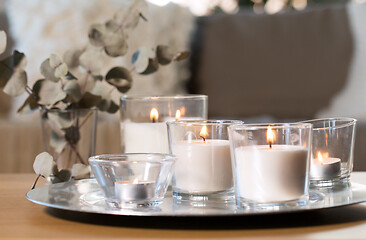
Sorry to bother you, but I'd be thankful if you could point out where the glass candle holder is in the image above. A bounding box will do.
[120,95,208,153]
[300,118,356,187]
[228,123,312,209]
[167,120,243,202]
[89,153,175,208]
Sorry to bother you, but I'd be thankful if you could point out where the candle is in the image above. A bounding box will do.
[172,126,233,193]
[310,152,341,179]
[115,178,155,202]
[235,145,308,203]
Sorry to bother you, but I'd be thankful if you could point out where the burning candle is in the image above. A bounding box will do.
[172,125,233,193]
[234,126,308,203]
[123,108,170,153]
[115,178,155,202]
[310,152,341,180]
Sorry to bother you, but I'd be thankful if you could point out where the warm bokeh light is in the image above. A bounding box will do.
[133,178,139,184]
[150,108,159,122]
[317,152,329,165]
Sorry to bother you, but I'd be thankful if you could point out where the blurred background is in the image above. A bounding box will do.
[1,0,366,172]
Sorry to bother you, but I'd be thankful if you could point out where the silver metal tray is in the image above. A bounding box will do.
[26,179,366,217]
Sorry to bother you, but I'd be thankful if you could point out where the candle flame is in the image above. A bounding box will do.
[317,152,329,165]
[133,178,139,184]
[266,126,275,148]
[150,108,159,123]
[199,125,208,142]
[175,110,181,121]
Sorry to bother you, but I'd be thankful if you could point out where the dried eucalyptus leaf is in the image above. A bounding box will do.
[156,45,174,65]
[50,54,68,78]
[63,80,82,102]
[64,126,80,145]
[114,0,148,30]
[103,32,128,57]
[79,49,103,74]
[63,49,84,69]
[174,51,190,61]
[53,169,72,183]
[78,92,102,108]
[88,24,106,47]
[0,31,6,55]
[105,67,132,93]
[48,111,74,129]
[33,152,55,178]
[50,131,67,153]
[40,59,59,82]
[17,94,39,113]
[3,70,27,96]
[132,47,149,73]
[0,51,26,88]
[38,80,66,106]
[140,58,159,75]
[105,20,119,32]
[72,163,91,180]
[106,100,119,113]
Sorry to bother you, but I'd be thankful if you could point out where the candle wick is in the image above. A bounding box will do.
[152,118,156,123]
[199,135,206,143]
[269,141,272,149]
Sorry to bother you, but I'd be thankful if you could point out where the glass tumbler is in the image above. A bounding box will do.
[228,123,312,209]
[167,120,243,202]
[120,95,208,153]
[300,118,356,187]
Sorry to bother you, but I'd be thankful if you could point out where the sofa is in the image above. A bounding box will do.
[1,1,366,173]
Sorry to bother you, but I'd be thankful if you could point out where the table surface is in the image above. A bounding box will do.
[2,173,366,240]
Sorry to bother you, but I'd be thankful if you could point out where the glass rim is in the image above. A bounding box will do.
[41,108,97,113]
[167,119,243,126]
[88,153,176,164]
[120,94,208,101]
[298,117,357,130]
[228,122,312,131]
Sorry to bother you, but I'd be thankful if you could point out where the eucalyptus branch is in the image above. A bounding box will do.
[31,174,42,190]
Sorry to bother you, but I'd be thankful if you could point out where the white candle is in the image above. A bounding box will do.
[234,145,308,203]
[122,120,170,153]
[115,179,155,202]
[310,152,341,179]
[172,139,233,193]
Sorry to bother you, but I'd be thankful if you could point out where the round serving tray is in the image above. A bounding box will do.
[26,179,366,217]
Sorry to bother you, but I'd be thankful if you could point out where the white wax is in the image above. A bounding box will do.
[310,157,341,180]
[235,145,308,203]
[172,139,233,193]
[122,121,169,153]
[115,180,155,202]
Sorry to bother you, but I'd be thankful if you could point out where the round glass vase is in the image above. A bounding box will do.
[120,95,208,154]
[300,118,357,188]
[40,108,98,173]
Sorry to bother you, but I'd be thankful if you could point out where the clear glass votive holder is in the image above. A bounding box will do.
[228,123,312,209]
[300,118,357,187]
[120,95,208,154]
[167,120,243,202]
[89,153,175,208]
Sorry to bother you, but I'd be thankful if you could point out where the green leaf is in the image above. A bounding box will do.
[105,67,132,93]
[0,31,6,55]
[63,80,82,102]
[33,152,55,178]
[78,92,102,108]
[3,70,27,96]
[156,45,174,65]
[38,80,67,106]
[174,51,190,61]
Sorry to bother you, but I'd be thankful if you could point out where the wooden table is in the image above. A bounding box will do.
[1,173,366,240]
